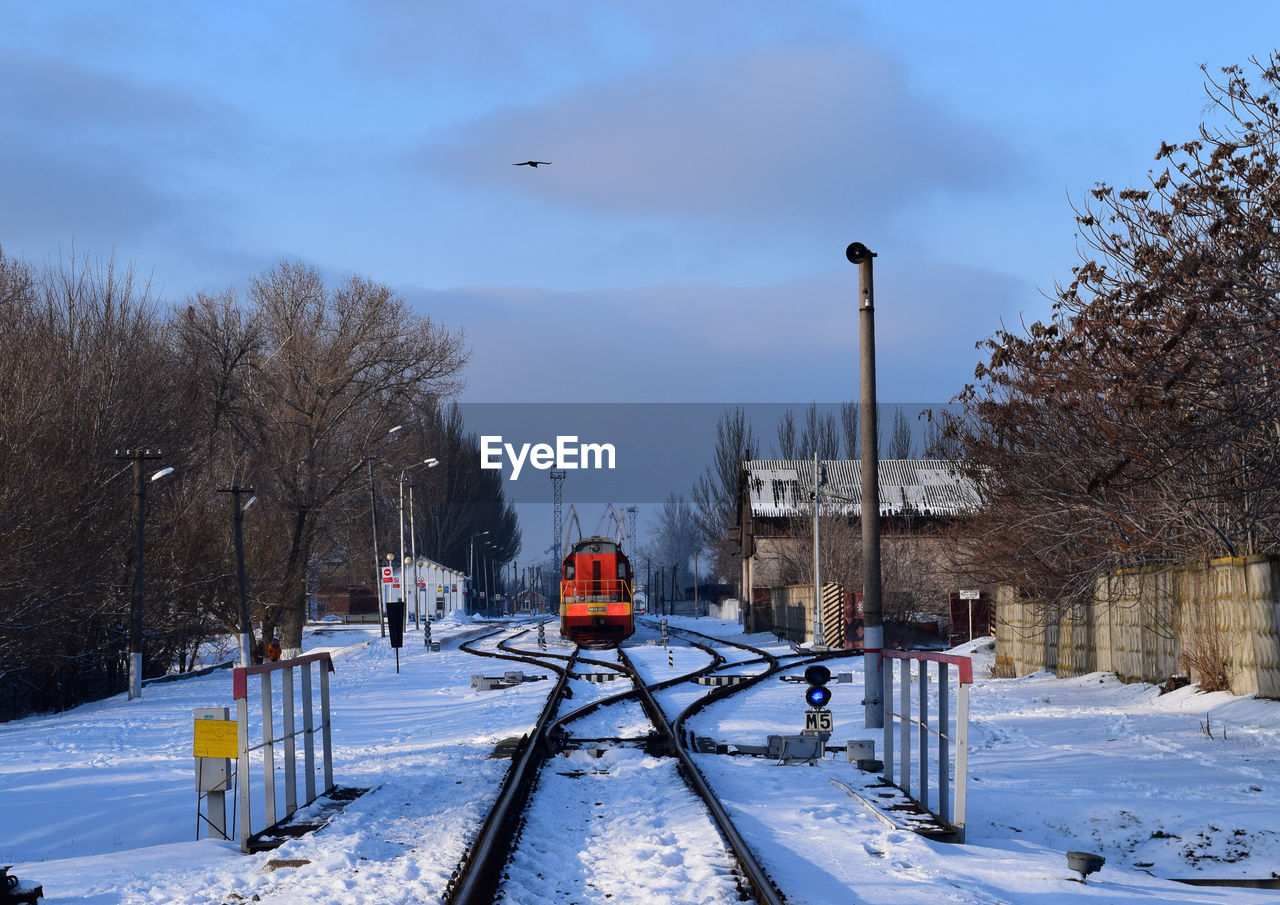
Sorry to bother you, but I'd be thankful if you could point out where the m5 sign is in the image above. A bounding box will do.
[804,709,833,733]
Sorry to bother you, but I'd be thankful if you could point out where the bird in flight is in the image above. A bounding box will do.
[512,160,551,167]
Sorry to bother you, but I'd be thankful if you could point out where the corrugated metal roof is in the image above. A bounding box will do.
[744,459,979,518]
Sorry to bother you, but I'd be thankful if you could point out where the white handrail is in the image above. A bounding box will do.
[233,652,336,852]
[881,650,971,842]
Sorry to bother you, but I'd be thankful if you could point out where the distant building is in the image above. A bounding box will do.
[515,587,549,614]
[316,583,380,623]
[737,459,982,635]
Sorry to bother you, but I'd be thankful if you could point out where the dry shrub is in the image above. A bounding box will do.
[1181,642,1231,693]
[988,659,1016,679]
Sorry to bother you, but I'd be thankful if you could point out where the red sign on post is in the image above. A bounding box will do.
[381,567,393,584]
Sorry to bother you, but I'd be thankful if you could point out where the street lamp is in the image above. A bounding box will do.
[367,424,403,638]
[217,483,256,666]
[397,458,438,629]
[847,240,884,728]
[468,531,489,613]
[115,449,172,701]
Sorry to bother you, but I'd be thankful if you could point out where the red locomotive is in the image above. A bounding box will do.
[560,536,635,645]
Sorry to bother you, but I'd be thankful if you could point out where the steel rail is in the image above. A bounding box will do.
[461,627,571,678]
[496,622,624,677]
[444,642,580,905]
[618,645,787,905]
[545,636,722,749]
[452,627,789,905]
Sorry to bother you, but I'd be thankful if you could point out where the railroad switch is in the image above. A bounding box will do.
[470,671,547,691]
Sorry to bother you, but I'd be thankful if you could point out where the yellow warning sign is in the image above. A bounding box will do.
[193,718,239,759]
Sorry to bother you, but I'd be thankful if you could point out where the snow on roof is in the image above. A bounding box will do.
[744,458,980,518]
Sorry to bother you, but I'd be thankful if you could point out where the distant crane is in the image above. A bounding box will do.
[561,504,584,560]
[596,503,630,545]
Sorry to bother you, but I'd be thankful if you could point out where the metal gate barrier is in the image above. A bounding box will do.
[881,650,972,842]
[232,652,336,851]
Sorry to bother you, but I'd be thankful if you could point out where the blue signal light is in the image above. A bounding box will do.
[805,684,831,708]
[803,663,832,709]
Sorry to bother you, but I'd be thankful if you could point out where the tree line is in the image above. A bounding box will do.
[646,56,1280,638]
[0,252,517,720]
[940,55,1280,615]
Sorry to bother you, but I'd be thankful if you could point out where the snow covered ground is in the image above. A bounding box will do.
[2,615,1278,904]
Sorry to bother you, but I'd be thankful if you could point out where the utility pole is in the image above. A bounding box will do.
[694,551,700,616]
[367,457,386,638]
[848,241,884,728]
[217,484,255,667]
[409,483,419,629]
[812,452,824,648]
[117,448,165,700]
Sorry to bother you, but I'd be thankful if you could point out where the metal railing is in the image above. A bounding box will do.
[232,652,336,852]
[881,650,972,842]
[559,578,633,603]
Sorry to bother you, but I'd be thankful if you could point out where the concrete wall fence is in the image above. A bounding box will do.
[995,555,1280,699]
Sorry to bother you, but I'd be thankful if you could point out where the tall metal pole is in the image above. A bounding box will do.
[812,451,823,648]
[409,483,419,628]
[694,551,700,616]
[368,458,387,637]
[397,471,406,634]
[848,241,884,728]
[468,531,488,614]
[117,448,163,700]
[218,484,255,666]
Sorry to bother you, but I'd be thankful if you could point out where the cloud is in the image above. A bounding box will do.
[0,52,233,149]
[402,256,1024,404]
[420,42,1022,225]
[0,50,256,277]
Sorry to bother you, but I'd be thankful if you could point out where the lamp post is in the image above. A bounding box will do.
[482,546,491,614]
[847,240,884,729]
[116,449,171,701]
[367,424,403,638]
[397,458,438,633]
[813,452,824,649]
[217,484,256,666]
[468,531,489,614]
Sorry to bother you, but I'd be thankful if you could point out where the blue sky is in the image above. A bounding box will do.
[5,2,1275,407]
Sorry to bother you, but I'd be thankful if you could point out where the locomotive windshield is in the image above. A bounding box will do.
[573,538,618,555]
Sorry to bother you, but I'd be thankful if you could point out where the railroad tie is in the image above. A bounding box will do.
[694,675,746,687]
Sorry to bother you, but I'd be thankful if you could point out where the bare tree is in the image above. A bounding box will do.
[886,408,914,459]
[943,55,1280,616]
[776,410,796,459]
[799,403,840,460]
[840,401,859,458]
[693,406,757,586]
[643,493,701,598]
[175,262,468,655]
[0,251,179,717]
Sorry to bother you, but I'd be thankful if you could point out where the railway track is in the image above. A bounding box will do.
[445,620,859,905]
